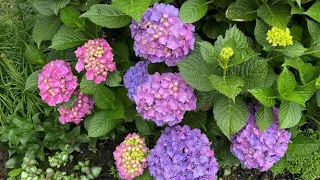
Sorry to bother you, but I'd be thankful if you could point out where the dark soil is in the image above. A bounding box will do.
[0,147,8,179]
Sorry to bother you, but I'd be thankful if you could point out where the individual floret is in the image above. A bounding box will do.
[130,3,195,66]
[147,125,219,179]
[58,91,94,124]
[75,39,116,84]
[38,60,78,106]
[135,72,196,126]
[266,27,293,46]
[230,105,291,171]
[123,61,150,101]
[113,133,148,180]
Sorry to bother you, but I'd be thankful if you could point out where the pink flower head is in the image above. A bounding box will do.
[113,133,148,180]
[75,39,116,84]
[38,60,78,106]
[58,91,94,124]
[231,105,291,171]
[130,3,195,66]
[135,72,197,126]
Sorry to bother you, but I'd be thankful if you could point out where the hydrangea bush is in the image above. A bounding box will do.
[8,0,320,179]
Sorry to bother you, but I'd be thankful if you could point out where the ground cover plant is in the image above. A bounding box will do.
[1,0,320,179]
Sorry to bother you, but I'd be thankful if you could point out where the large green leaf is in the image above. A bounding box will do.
[279,101,301,128]
[304,1,320,23]
[32,16,61,47]
[255,106,274,131]
[93,87,115,109]
[286,136,319,159]
[50,0,70,15]
[60,7,85,28]
[179,0,208,23]
[254,18,271,48]
[112,0,150,22]
[257,4,291,29]
[25,45,45,65]
[248,87,276,107]
[198,41,219,65]
[226,0,260,21]
[80,77,103,95]
[307,19,320,44]
[105,71,122,87]
[209,75,244,101]
[25,70,41,92]
[275,41,306,58]
[81,4,132,28]
[213,96,248,138]
[203,18,229,39]
[135,116,154,135]
[278,67,296,96]
[32,0,55,16]
[49,26,87,50]
[88,110,120,137]
[181,111,207,130]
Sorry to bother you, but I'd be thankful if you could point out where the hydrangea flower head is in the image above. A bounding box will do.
[231,105,291,171]
[130,3,195,66]
[123,61,150,101]
[113,133,148,180]
[58,91,94,124]
[147,125,219,179]
[135,72,197,126]
[266,27,293,46]
[38,60,78,106]
[220,47,234,61]
[75,39,116,84]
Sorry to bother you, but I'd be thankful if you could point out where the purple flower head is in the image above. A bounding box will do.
[38,60,78,106]
[123,61,150,101]
[75,39,116,84]
[113,133,148,180]
[58,91,94,124]
[230,105,291,171]
[134,72,197,126]
[130,3,195,66]
[147,125,219,180]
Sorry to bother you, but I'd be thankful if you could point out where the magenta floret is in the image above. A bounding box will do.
[130,3,195,66]
[147,125,219,180]
[75,39,116,84]
[134,72,196,126]
[58,91,94,124]
[230,105,291,171]
[123,61,150,101]
[38,60,78,106]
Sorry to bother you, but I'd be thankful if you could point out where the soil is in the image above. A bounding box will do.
[0,147,8,179]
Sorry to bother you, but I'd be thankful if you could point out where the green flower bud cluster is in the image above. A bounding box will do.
[266,27,293,46]
[48,151,73,168]
[220,47,234,61]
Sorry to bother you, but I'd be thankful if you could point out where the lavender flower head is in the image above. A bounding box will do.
[230,105,291,171]
[130,3,195,66]
[147,125,219,179]
[58,91,94,124]
[134,72,196,126]
[75,39,116,84]
[38,60,78,106]
[123,61,150,101]
[113,133,148,180]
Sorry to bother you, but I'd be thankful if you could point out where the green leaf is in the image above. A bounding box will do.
[105,71,122,87]
[203,18,228,39]
[248,87,276,107]
[178,42,217,92]
[81,4,132,28]
[112,42,131,71]
[25,70,40,92]
[279,101,301,128]
[209,75,244,101]
[50,0,70,15]
[181,111,207,130]
[11,116,33,130]
[134,169,153,180]
[214,96,249,138]
[198,41,219,65]
[299,63,315,84]
[307,19,320,44]
[49,26,87,50]
[278,67,296,96]
[135,116,153,135]
[8,168,22,177]
[25,45,45,65]
[112,0,150,22]
[226,0,260,21]
[93,87,115,109]
[196,91,220,111]
[32,16,61,47]
[255,106,274,131]
[5,156,23,168]
[88,110,120,137]
[254,18,271,48]
[304,1,320,23]
[257,4,291,29]
[275,41,306,58]
[286,136,319,159]
[61,95,76,109]
[179,0,208,23]
[32,0,55,16]
[228,58,268,90]
[60,7,85,28]
[80,77,103,95]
